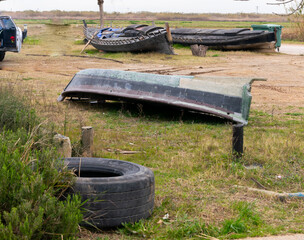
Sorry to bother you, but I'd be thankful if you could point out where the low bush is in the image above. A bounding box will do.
[0,86,83,239]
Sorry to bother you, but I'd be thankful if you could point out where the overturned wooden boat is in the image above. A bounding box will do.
[58,69,265,124]
[171,24,283,51]
[83,21,174,54]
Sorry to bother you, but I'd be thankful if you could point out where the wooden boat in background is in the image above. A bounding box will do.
[171,25,282,51]
[83,21,174,54]
[58,69,265,125]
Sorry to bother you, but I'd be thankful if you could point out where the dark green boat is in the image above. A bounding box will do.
[58,69,265,124]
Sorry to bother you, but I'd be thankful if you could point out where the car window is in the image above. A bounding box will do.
[1,18,15,29]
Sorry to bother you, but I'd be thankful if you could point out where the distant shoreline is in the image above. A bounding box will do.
[1,10,289,22]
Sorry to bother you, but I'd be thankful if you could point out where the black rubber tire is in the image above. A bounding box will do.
[0,52,5,62]
[64,157,155,228]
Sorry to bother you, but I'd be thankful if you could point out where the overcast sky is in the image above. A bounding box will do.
[0,0,285,14]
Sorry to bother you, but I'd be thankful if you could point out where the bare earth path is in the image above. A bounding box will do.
[242,234,304,240]
[280,43,304,56]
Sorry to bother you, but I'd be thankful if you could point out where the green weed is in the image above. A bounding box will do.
[74,39,85,45]
[285,112,304,116]
[220,202,262,237]
[120,220,159,238]
[173,43,191,50]
[22,77,34,81]
[165,215,219,239]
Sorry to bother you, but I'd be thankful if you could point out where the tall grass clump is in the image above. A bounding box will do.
[0,85,38,131]
[292,11,304,41]
[284,11,304,41]
[0,85,83,239]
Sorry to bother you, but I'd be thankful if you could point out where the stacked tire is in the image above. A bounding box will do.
[64,157,155,228]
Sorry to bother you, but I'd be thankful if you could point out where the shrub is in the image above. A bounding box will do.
[0,86,83,239]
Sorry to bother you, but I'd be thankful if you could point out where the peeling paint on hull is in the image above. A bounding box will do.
[58,69,265,124]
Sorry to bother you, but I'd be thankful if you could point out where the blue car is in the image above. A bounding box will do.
[0,16,27,61]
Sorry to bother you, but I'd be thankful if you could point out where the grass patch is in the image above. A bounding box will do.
[56,100,304,239]
[22,77,34,81]
[74,39,85,45]
[23,37,40,45]
[220,201,263,239]
[285,112,304,116]
[173,43,190,50]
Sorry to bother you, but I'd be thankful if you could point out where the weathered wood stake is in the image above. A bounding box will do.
[165,22,173,44]
[81,31,98,54]
[232,123,244,158]
[190,44,208,57]
[82,126,94,157]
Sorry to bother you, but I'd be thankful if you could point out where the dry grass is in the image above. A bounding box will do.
[284,14,304,41]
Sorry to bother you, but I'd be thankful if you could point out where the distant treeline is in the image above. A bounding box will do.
[2,10,288,22]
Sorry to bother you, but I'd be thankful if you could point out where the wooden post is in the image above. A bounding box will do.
[232,124,244,159]
[82,126,94,157]
[190,44,208,57]
[98,0,104,28]
[165,22,173,44]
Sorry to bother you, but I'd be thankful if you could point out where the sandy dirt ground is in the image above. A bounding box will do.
[0,24,303,125]
[0,24,303,117]
[280,44,304,56]
[242,234,304,240]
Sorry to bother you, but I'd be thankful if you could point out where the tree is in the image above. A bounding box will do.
[235,0,304,15]
[267,0,304,15]
[98,0,104,28]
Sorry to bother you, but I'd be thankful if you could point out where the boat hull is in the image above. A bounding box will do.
[58,69,265,124]
[84,25,174,55]
[171,28,276,51]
